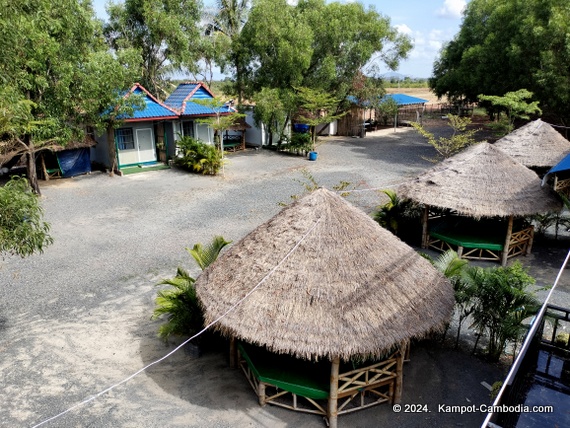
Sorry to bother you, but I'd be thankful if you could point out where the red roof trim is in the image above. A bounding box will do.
[179,112,233,118]
[125,83,180,116]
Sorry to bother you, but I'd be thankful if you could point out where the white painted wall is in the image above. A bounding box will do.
[316,120,337,136]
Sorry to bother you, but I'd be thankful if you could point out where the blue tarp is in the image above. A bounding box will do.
[57,148,91,178]
[547,153,570,175]
[542,153,570,186]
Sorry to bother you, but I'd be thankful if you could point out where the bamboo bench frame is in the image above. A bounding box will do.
[424,211,534,265]
[237,342,402,417]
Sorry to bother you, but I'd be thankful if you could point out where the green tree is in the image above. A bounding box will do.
[105,0,202,100]
[152,236,231,340]
[239,0,411,105]
[295,87,345,151]
[252,88,293,146]
[430,0,570,125]
[194,98,246,147]
[0,0,140,192]
[0,177,53,258]
[376,97,400,126]
[478,89,542,135]
[411,114,479,161]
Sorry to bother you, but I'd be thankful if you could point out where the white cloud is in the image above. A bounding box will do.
[398,27,451,63]
[394,24,412,36]
[437,0,466,19]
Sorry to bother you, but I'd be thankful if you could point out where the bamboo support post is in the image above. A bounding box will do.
[258,381,266,406]
[502,215,514,266]
[393,347,404,403]
[421,206,429,249]
[526,227,534,255]
[328,357,340,428]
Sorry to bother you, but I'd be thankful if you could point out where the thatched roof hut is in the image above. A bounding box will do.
[195,187,453,427]
[494,119,570,168]
[399,143,561,265]
[399,142,561,218]
[196,187,453,361]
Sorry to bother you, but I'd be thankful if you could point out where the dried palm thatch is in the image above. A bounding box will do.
[398,142,561,218]
[195,188,454,361]
[49,135,97,152]
[494,119,570,168]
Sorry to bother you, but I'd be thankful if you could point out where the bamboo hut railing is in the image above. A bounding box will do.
[423,208,534,266]
[237,346,404,417]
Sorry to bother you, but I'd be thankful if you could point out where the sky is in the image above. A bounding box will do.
[92,0,469,79]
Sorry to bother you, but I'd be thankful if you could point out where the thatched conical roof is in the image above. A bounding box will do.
[195,188,454,361]
[398,143,561,218]
[494,119,570,168]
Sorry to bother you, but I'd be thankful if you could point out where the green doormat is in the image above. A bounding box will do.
[120,164,170,175]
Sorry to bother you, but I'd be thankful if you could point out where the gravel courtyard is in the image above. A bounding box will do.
[1,127,568,427]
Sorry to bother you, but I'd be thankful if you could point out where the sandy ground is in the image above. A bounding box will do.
[1,127,568,428]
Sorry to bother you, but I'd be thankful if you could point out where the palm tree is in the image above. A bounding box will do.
[152,236,232,341]
[206,0,249,38]
[468,262,539,361]
[424,250,472,347]
[373,190,421,238]
[203,1,250,104]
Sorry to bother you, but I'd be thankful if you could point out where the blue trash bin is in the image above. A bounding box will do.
[308,151,318,161]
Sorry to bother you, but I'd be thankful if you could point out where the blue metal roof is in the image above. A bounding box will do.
[113,85,178,120]
[164,83,233,116]
[183,101,218,115]
[386,93,428,105]
[126,87,178,119]
[164,83,199,110]
[347,93,428,106]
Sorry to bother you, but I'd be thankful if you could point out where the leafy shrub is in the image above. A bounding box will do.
[152,236,231,341]
[0,176,53,257]
[289,132,312,152]
[373,190,422,243]
[175,136,223,175]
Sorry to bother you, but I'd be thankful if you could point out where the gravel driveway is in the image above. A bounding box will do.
[1,127,565,427]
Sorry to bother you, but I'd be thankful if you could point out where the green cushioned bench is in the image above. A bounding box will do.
[238,342,330,400]
[429,217,505,251]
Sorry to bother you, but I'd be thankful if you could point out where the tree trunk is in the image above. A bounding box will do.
[25,135,40,195]
[107,125,118,176]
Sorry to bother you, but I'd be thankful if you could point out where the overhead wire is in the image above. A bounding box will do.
[32,217,322,428]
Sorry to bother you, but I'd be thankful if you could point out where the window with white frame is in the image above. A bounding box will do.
[115,128,135,150]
